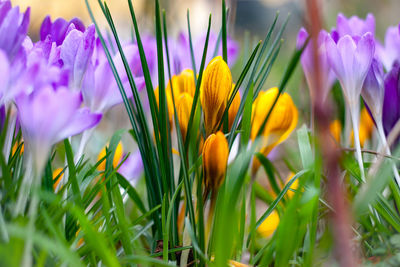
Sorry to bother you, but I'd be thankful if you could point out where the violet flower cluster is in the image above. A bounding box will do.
[297,12,400,182]
[0,1,239,181]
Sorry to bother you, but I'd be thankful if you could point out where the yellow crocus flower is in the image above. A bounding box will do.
[251,88,298,173]
[176,93,193,141]
[257,209,280,238]
[167,69,196,98]
[200,56,232,136]
[97,141,124,171]
[202,131,229,199]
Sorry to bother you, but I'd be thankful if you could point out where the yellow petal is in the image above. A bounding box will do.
[228,84,241,130]
[251,87,298,155]
[97,141,124,171]
[200,56,232,136]
[176,93,193,141]
[257,209,280,238]
[202,131,229,194]
[169,69,196,98]
[229,260,251,267]
[329,120,342,144]
[52,168,64,191]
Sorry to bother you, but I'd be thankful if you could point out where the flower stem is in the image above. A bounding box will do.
[21,160,42,267]
[350,104,365,182]
[376,121,400,186]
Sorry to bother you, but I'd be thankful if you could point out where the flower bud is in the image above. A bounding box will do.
[228,85,241,130]
[257,210,280,238]
[97,141,124,171]
[200,56,232,136]
[202,131,229,196]
[168,69,196,98]
[251,87,298,155]
[176,93,193,141]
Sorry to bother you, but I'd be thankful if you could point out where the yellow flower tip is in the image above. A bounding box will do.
[251,87,298,155]
[329,120,342,144]
[177,69,196,97]
[202,131,229,195]
[97,141,124,171]
[52,168,64,191]
[229,260,250,267]
[257,209,280,238]
[228,84,241,130]
[176,93,193,141]
[200,56,232,136]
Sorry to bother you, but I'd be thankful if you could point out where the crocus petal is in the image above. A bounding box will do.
[0,49,10,99]
[383,62,400,136]
[354,33,375,96]
[56,107,102,143]
[362,58,384,120]
[73,24,95,87]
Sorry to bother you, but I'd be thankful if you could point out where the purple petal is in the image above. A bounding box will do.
[362,58,384,120]
[118,150,143,186]
[56,107,102,143]
[383,62,400,136]
[73,24,95,87]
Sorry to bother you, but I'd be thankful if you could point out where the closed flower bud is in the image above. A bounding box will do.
[176,93,193,141]
[202,131,229,197]
[168,69,196,98]
[97,141,124,171]
[329,120,342,144]
[257,209,280,238]
[200,56,232,136]
[251,87,298,155]
[228,85,241,130]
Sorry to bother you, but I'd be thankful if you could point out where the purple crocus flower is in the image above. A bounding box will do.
[82,43,145,113]
[336,13,375,38]
[326,32,375,180]
[0,0,30,60]
[40,16,85,46]
[362,59,385,123]
[296,28,335,102]
[376,25,400,71]
[60,24,96,89]
[383,61,400,138]
[15,86,102,169]
[326,33,375,106]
